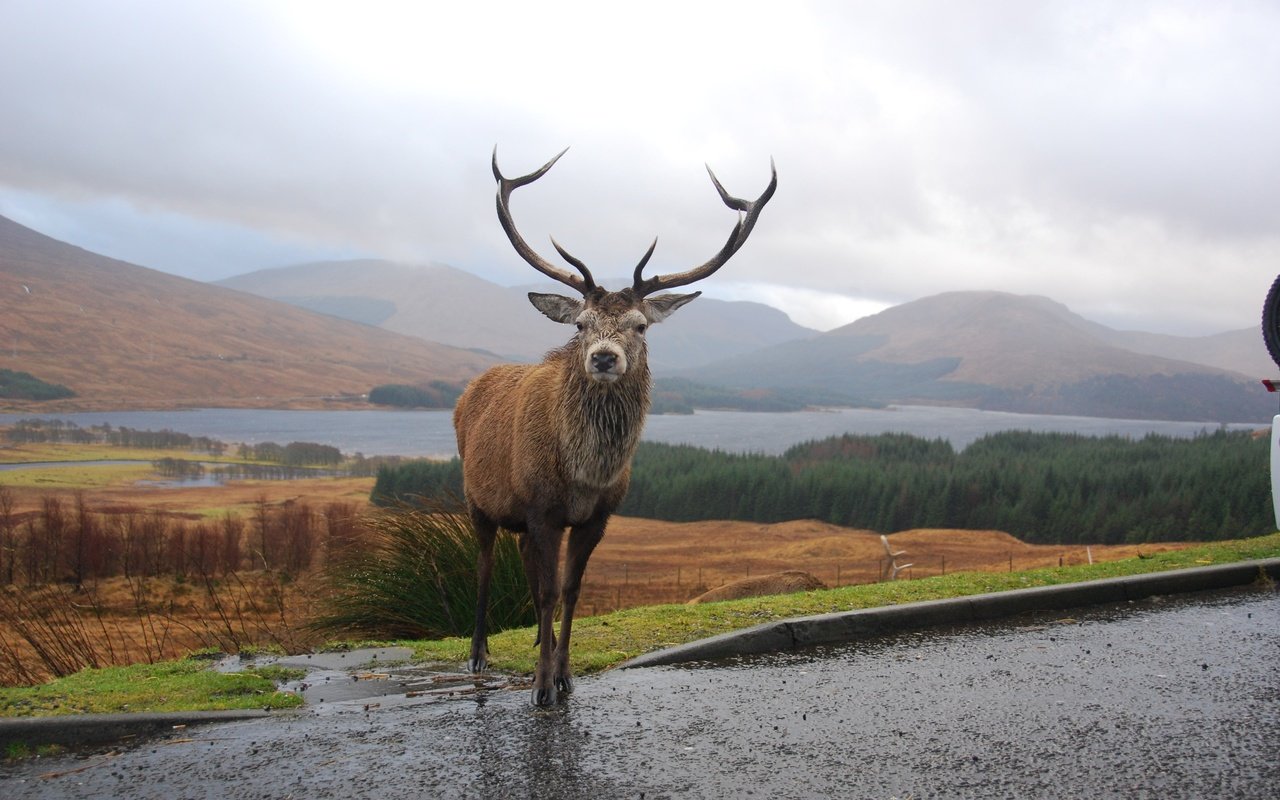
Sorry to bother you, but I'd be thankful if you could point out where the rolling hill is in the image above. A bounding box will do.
[0,215,498,410]
[4,210,1270,423]
[218,260,817,371]
[681,291,1274,422]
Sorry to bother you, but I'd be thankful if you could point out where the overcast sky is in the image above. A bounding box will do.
[2,0,1277,335]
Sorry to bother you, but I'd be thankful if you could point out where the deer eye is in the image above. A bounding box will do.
[575,322,584,332]
[636,324,648,334]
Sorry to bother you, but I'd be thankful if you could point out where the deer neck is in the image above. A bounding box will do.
[558,355,650,489]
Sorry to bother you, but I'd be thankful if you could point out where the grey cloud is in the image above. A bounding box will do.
[1,0,1277,336]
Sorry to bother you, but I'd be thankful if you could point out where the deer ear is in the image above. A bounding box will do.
[528,292,584,324]
[642,291,700,323]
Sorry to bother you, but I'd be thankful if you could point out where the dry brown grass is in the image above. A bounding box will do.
[0,475,376,520]
[0,572,323,685]
[576,517,1193,615]
[688,570,828,604]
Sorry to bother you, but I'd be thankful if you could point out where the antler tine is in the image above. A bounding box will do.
[493,146,595,294]
[631,238,658,289]
[633,158,777,297]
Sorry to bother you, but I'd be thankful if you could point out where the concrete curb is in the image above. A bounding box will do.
[620,558,1280,669]
[0,709,278,750]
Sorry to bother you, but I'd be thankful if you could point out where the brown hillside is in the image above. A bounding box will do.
[576,516,1191,611]
[0,215,498,410]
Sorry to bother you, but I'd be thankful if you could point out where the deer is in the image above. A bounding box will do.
[453,147,776,705]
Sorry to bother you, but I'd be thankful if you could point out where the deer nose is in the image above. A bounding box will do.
[591,352,618,372]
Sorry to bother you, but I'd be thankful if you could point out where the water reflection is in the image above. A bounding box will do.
[468,699,612,800]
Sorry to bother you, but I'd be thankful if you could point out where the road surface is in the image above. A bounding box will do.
[2,585,1277,798]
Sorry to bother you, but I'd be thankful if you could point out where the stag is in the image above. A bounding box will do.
[454,148,775,705]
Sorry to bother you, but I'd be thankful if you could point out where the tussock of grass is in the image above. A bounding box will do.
[0,658,303,717]
[309,503,534,640]
[412,532,1280,675]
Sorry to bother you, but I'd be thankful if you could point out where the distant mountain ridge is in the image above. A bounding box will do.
[218,260,818,371]
[0,215,497,409]
[2,210,1270,423]
[682,291,1273,422]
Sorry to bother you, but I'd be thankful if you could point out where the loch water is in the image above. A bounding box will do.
[0,405,1264,458]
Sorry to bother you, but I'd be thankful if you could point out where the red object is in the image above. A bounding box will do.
[1263,379,1280,393]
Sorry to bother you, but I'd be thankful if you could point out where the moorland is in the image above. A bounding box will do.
[0,434,1205,687]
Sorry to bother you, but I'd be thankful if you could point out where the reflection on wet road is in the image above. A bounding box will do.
[4,586,1278,799]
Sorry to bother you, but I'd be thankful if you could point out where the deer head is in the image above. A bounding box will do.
[493,147,777,384]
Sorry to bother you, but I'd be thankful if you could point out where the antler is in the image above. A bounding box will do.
[632,159,777,298]
[493,147,596,294]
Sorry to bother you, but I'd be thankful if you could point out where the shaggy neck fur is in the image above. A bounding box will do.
[551,342,651,489]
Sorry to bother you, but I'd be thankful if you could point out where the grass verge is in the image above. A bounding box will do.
[411,532,1280,675]
[1,532,1277,717]
[0,659,304,717]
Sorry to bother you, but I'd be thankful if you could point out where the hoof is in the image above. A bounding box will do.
[467,656,487,673]
[531,685,560,707]
[554,673,574,695]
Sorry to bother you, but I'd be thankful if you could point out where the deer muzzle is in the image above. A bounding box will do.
[586,341,627,383]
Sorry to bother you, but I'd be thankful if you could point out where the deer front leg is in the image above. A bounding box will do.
[553,517,607,695]
[525,521,564,706]
[467,509,498,673]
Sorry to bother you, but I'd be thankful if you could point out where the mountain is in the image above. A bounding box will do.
[0,216,498,410]
[218,259,554,361]
[218,261,817,371]
[1088,328,1272,380]
[681,291,1274,423]
[7,210,1267,422]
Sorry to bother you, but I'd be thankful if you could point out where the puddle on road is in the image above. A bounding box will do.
[214,646,531,711]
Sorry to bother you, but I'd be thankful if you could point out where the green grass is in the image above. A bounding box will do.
[1,532,1277,718]
[0,442,241,465]
[0,440,244,489]
[0,658,304,717]
[4,741,65,760]
[0,462,155,488]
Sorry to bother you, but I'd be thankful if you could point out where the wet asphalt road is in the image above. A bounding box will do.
[3,586,1278,799]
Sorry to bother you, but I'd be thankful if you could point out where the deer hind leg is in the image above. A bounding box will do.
[517,532,556,651]
[467,508,499,673]
[523,521,565,706]
[553,517,607,695]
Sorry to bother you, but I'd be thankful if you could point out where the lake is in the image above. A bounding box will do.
[0,405,1266,458]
